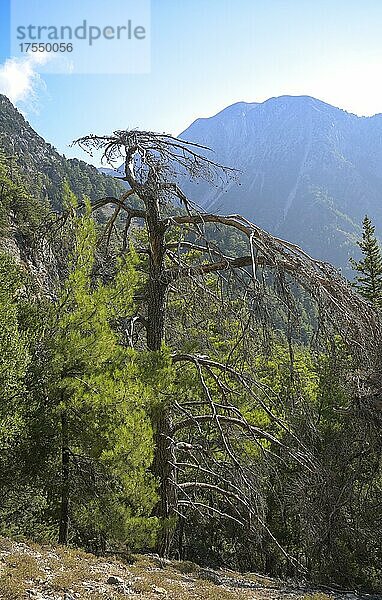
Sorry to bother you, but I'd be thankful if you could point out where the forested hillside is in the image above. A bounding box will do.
[1,114,382,598]
[0,95,125,209]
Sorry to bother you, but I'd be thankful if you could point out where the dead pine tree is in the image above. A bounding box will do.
[74,130,381,561]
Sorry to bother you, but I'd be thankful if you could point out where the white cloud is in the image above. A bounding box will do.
[0,52,51,108]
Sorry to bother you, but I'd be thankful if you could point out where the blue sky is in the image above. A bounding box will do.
[1,0,382,164]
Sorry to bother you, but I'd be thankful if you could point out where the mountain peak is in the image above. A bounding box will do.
[179,95,382,271]
[260,94,360,119]
[185,96,360,132]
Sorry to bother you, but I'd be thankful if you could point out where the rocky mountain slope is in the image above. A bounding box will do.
[179,96,382,271]
[0,95,125,210]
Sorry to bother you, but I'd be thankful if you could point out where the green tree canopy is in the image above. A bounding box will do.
[49,188,159,549]
[350,215,382,306]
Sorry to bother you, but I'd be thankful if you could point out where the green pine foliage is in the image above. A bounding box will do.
[0,153,50,244]
[350,215,382,306]
[0,251,55,541]
[0,252,31,495]
[0,176,161,549]
[46,188,159,548]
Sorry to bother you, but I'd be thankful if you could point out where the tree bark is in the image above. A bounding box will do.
[58,409,70,545]
[147,278,167,350]
[145,194,177,557]
[151,410,177,557]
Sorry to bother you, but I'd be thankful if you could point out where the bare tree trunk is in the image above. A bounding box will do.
[145,197,167,352]
[147,278,166,350]
[147,278,177,556]
[58,409,70,545]
[145,197,177,557]
[151,411,177,557]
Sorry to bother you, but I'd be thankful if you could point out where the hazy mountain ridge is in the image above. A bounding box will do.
[179,95,382,270]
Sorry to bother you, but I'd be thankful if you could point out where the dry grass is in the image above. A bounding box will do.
[0,551,45,599]
[0,539,130,600]
[0,537,341,600]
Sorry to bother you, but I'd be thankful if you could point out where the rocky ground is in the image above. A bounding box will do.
[0,538,380,600]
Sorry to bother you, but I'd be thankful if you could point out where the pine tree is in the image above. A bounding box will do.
[350,215,382,306]
[48,187,159,548]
